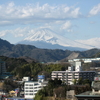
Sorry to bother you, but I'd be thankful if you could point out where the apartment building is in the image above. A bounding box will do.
[51,61,96,84]
[51,70,96,84]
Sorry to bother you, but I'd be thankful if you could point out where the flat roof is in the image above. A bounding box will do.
[25,81,38,83]
[25,81,48,83]
[7,97,33,100]
[75,91,100,97]
[52,71,96,73]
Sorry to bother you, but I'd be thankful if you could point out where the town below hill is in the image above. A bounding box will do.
[0,56,100,100]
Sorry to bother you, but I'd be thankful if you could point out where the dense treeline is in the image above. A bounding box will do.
[0,56,70,80]
[0,56,28,72]
[14,63,70,80]
[3,78,19,92]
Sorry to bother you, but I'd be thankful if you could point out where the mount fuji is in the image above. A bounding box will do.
[18,28,95,51]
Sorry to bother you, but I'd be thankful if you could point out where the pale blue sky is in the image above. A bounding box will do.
[0,0,100,44]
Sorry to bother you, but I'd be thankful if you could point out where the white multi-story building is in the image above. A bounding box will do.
[24,75,48,99]
[51,61,96,85]
[24,81,48,99]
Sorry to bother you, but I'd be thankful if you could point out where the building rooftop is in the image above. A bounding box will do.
[75,91,100,98]
[52,71,96,73]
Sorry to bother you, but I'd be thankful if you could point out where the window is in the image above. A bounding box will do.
[25,90,28,92]
[30,90,33,92]
[34,87,37,89]
[34,90,37,92]
[34,83,38,85]
[30,87,33,89]
[95,90,98,92]
[29,93,33,95]
[29,84,33,86]
[38,86,41,88]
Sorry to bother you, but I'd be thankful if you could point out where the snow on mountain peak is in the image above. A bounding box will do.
[22,28,95,49]
[25,28,57,43]
[24,28,70,46]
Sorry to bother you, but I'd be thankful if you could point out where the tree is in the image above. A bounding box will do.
[83,79,91,86]
[77,78,83,85]
[72,79,77,85]
[54,86,66,98]
[3,78,18,92]
[34,87,48,100]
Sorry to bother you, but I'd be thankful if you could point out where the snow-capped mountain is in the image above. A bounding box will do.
[18,28,95,50]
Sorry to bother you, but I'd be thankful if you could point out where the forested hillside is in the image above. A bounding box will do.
[0,56,70,80]
[0,38,100,62]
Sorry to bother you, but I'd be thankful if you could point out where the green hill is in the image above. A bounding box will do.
[0,38,100,62]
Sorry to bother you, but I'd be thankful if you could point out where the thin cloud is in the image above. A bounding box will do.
[61,21,72,30]
[0,2,82,26]
[0,27,29,38]
[88,3,100,17]
[60,21,73,32]
[76,37,100,48]
[90,21,96,24]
